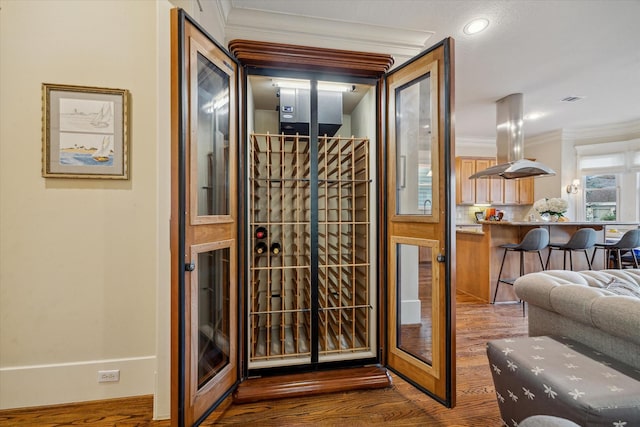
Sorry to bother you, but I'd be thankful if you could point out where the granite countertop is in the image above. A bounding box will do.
[478,221,639,226]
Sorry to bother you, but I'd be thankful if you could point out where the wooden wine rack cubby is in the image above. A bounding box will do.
[249,133,372,367]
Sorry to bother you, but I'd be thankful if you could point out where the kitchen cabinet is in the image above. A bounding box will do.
[456,157,476,204]
[504,177,534,205]
[518,178,534,204]
[474,158,492,204]
[456,157,502,205]
[456,156,533,205]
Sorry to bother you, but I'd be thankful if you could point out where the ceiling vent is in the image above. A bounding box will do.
[561,96,585,102]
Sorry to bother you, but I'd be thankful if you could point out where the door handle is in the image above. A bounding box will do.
[436,254,446,263]
[185,262,195,272]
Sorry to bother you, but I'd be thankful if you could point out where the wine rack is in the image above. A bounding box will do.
[249,133,372,368]
[317,136,371,359]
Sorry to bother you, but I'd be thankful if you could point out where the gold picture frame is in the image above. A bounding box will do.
[42,83,129,179]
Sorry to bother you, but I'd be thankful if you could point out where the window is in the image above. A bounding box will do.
[584,175,618,221]
[576,139,640,222]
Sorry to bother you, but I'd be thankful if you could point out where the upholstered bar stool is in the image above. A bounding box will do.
[590,228,640,269]
[544,228,597,270]
[493,228,549,308]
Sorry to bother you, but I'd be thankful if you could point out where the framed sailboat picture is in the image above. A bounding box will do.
[42,83,129,179]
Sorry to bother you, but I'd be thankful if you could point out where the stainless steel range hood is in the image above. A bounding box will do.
[470,93,555,179]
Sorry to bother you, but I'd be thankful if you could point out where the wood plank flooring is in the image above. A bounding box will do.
[0,293,527,426]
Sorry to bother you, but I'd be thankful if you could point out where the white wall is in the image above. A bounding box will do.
[525,130,565,206]
[0,0,172,415]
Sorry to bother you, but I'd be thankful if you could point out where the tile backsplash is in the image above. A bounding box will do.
[456,205,532,224]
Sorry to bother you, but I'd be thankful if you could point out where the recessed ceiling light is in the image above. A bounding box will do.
[463,18,489,35]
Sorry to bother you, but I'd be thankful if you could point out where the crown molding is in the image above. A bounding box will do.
[223,7,432,59]
[214,0,231,29]
[561,118,640,142]
[455,137,495,149]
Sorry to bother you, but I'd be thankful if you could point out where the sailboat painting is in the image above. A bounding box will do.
[43,83,128,179]
[57,98,115,166]
[92,136,112,162]
[58,133,114,166]
[59,98,115,133]
[90,103,113,128]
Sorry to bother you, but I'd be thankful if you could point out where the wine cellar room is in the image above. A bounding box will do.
[244,74,379,371]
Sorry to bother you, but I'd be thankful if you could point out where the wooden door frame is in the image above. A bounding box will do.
[170,9,241,425]
[228,40,396,401]
[383,37,456,407]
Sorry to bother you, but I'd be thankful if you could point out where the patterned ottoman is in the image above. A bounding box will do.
[486,336,640,427]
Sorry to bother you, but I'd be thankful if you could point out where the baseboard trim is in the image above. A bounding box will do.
[0,356,156,410]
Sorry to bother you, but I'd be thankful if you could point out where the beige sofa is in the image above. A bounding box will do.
[514,269,640,369]
[486,269,640,426]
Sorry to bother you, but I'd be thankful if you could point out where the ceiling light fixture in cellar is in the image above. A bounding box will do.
[272,79,355,92]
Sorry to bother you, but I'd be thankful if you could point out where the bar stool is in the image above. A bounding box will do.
[493,228,549,310]
[544,228,597,270]
[591,229,640,269]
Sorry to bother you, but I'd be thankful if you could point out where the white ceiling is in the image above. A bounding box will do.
[208,0,640,141]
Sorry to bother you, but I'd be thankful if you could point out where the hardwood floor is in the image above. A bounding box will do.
[0,293,527,426]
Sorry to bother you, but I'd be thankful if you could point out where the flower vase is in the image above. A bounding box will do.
[550,214,559,222]
[540,212,551,222]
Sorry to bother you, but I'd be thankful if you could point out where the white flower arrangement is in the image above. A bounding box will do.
[533,197,568,217]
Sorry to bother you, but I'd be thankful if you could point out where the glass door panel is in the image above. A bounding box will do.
[385,39,455,406]
[393,66,439,221]
[171,9,239,425]
[193,53,230,218]
[194,245,232,389]
[395,241,438,366]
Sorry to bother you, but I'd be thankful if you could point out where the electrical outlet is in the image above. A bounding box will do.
[98,369,120,383]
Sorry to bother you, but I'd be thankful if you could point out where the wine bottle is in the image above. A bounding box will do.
[270,242,281,255]
[255,226,267,239]
[255,242,268,254]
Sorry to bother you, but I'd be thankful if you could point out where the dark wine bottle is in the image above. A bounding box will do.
[255,242,268,254]
[270,242,281,255]
[255,226,267,239]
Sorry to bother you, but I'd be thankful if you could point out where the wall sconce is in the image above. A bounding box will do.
[566,179,580,194]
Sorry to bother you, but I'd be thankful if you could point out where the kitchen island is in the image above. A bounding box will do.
[456,221,639,303]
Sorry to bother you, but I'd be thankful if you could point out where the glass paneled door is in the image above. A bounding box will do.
[385,38,455,406]
[171,10,239,425]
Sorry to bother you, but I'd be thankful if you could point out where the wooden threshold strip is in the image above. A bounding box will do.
[232,366,392,404]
